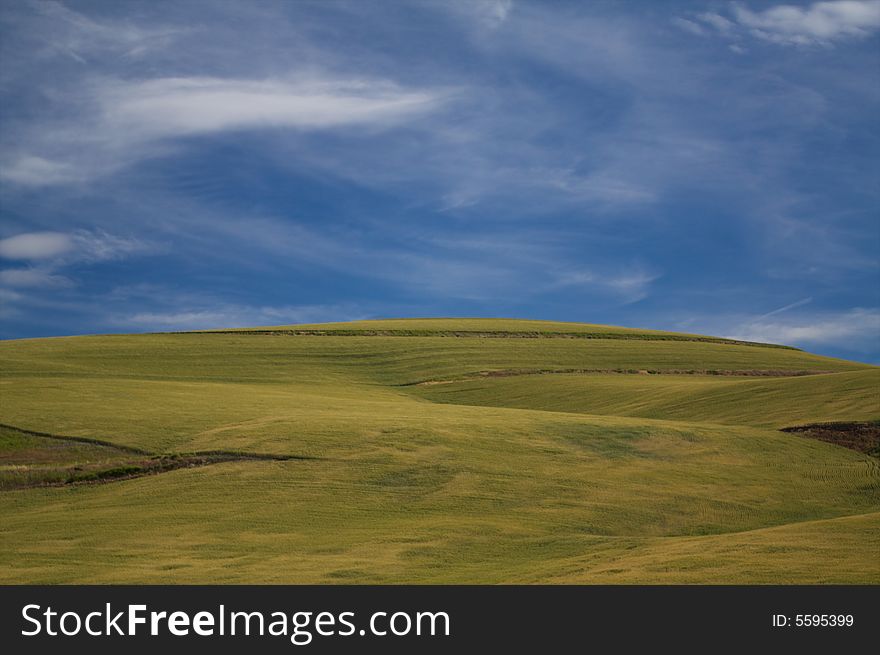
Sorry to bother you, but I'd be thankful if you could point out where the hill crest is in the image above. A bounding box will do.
[199,317,802,350]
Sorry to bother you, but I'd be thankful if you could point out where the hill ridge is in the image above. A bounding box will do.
[168,316,803,351]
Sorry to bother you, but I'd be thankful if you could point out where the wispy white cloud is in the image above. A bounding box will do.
[101,77,444,139]
[733,0,880,46]
[118,303,365,331]
[0,230,154,293]
[0,267,72,288]
[551,268,660,304]
[69,231,157,264]
[755,296,813,319]
[725,307,880,347]
[0,156,81,186]
[485,0,513,26]
[698,12,737,34]
[0,274,369,333]
[0,232,73,260]
[3,0,731,213]
[681,1,880,47]
[671,17,708,36]
[29,0,185,60]
[1,76,447,187]
[0,230,152,265]
[436,0,514,31]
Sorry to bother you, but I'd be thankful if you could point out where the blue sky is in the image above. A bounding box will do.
[0,0,878,362]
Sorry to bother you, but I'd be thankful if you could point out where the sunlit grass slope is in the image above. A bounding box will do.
[0,318,877,583]
[412,369,880,428]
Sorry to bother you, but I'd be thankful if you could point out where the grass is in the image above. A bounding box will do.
[0,426,139,489]
[0,318,877,583]
[0,425,296,490]
[411,369,880,428]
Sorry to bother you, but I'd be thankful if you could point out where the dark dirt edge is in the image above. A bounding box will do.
[0,423,320,491]
[160,329,802,350]
[0,422,151,454]
[779,421,880,457]
[400,368,838,386]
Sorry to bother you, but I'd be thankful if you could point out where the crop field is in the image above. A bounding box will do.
[0,318,878,583]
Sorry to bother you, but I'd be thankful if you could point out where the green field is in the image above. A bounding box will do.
[1,318,878,583]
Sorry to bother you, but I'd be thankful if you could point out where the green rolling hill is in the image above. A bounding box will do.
[0,318,877,583]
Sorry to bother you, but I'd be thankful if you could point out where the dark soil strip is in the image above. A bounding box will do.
[167,329,801,350]
[0,423,319,491]
[780,421,880,457]
[402,368,835,386]
[0,422,151,454]
[16,453,309,490]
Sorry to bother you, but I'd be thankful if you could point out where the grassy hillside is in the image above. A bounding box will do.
[412,369,880,428]
[0,318,877,583]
